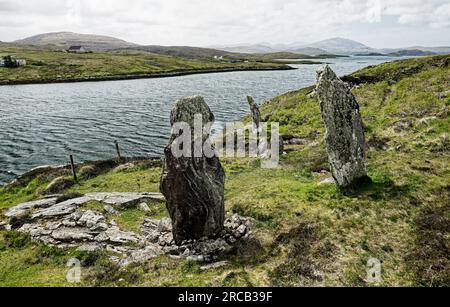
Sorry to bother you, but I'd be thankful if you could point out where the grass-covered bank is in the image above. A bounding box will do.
[0,45,292,85]
[0,55,448,287]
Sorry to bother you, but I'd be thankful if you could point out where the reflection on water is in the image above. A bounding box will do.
[0,56,402,184]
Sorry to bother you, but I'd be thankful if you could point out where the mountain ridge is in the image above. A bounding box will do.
[9,32,450,56]
[211,37,450,56]
[14,31,137,51]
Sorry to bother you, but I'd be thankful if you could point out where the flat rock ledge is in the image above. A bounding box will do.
[1,192,254,266]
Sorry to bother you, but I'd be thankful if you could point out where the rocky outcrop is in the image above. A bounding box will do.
[160,96,225,245]
[4,197,58,218]
[1,194,254,266]
[316,65,371,193]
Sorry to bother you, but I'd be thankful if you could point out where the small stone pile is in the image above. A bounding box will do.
[139,214,253,263]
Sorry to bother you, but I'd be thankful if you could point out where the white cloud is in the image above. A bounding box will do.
[0,0,448,47]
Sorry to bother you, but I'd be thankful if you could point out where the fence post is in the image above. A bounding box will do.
[115,140,122,161]
[70,155,78,182]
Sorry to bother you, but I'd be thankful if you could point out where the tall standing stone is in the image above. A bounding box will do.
[160,96,225,244]
[247,96,262,128]
[246,96,284,155]
[316,65,371,193]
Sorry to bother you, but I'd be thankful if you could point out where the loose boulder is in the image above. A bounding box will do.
[160,96,225,244]
[316,65,371,193]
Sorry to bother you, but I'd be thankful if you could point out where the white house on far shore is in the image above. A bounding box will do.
[16,59,27,66]
[0,57,27,67]
[67,45,86,53]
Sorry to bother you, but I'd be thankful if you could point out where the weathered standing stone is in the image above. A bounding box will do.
[160,96,225,244]
[316,65,371,193]
[246,96,284,155]
[247,96,262,128]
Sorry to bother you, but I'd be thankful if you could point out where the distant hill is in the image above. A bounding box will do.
[380,46,450,55]
[14,32,137,51]
[387,49,437,57]
[10,32,450,57]
[122,46,317,61]
[211,44,332,56]
[303,38,375,55]
[354,52,387,57]
[410,46,450,54]
[210,44,276,54]
[293,47,330,56]
[120,45,246,59]
[211,38,374,56]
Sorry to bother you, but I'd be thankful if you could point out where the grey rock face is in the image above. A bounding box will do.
[138,202,150,212]
[316,65,371,193]
[77,210,108,231]
[103,205,119,215]
[141,218,173,243]
[100,227,141,245]
[161,96,225,244]
[51,227,94,242]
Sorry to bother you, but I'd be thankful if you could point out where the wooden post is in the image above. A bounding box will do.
[70,155,77,182]
[115,140,122,161]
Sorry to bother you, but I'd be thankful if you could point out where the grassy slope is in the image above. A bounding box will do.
[0,55,448,287]
[0,44,289,83]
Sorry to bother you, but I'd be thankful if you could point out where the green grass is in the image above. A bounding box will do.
[0,55,448,287]
[0,231,102,286]
[0,177,49,210]
[0,45,289,84]
[67,167,162,194]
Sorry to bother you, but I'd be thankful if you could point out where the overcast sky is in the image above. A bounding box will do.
[0,0,449,47]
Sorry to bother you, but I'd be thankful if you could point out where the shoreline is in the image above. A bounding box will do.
[2,156,162,188]
[0,66,296,86]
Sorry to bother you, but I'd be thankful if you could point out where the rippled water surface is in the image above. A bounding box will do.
[0,56,401,184]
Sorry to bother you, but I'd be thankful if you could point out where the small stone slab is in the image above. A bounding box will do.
[5,198,58,218]
[95,227,141,245]
[200,261,229,271]
[119,245,164,266]
[318,177,335,185]
[86,192,165,208]
[51,227,94,242]
[19,223,52,238]
[5,192,165,222]
[31,197,90,219]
